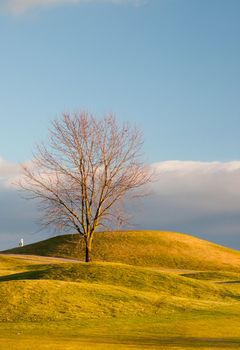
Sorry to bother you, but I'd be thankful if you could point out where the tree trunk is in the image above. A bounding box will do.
[85,241,92,263]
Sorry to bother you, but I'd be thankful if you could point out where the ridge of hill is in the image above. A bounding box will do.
[0,259,239,322]
[0,244,240,348]
[2,230,240,272]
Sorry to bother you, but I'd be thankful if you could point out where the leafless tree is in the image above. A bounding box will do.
[19,113,151,262]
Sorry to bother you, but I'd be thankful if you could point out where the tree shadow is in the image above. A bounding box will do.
[0,269,45,282]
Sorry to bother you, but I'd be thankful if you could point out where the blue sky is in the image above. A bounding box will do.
[1,0,240,250]
[1,0,240,163]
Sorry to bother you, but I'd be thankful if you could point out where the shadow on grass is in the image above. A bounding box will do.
[74,335,240,348]
[0,270,46,282]
[218,280,240,284]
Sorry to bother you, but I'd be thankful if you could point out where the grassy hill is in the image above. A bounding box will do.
[2,230,240,272]
[1,231,240,349]
[0,252,240,349]
[0,261,238,323]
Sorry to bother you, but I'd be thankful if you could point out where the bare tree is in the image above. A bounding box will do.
[19,113,151,262]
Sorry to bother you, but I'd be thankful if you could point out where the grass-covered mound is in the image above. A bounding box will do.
[0,261,238,322]
[0,262,227,298]
[2,230,240,272]
[0,253,240,349]
[0,254,74,277]
[0,255,33,277]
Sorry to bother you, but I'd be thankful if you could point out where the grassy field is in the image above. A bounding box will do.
[0,230,240,349]
[3,230,240,271]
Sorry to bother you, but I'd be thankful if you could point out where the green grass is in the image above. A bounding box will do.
[182,270,240,282]
[1,261,238,323]
[2,230,240,271]
[0,261,233,299]
[0,230,240,349]
[1,315,240,350]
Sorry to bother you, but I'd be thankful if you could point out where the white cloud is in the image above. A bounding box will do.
[129,160,240,248]
[0,157,21,188]
[0,157,20,177]
[0,157,33,189]
[150,160,240,209]
[2,0,143,15]
[1,158,240,250]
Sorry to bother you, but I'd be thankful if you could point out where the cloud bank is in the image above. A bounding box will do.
[2,0,143,15]
[1,158,240,250]
[130,161,240,249]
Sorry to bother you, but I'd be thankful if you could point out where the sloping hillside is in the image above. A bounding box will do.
[2,231,240,272]
[0,247,240,349]
[0,259,238,322]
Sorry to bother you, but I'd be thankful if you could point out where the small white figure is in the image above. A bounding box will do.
[19,238,24,247]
